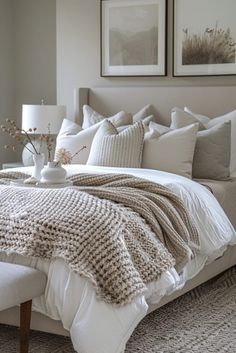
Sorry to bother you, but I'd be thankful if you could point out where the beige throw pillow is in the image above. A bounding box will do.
[82,104,155,129]
[170,107,236,177]
[133,104,154,123]
[87,121,144,168]
[206,110,236,177]
[82,105,132,129]
[184,107,211,125]
[192,121,231,180]
[56,113,132,164]
[171,107,206,130]
[142,122,198,178]
[151,119,231,180]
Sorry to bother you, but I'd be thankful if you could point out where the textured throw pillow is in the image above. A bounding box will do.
[171,107,206,130]
[87,120,144,168]
[82,104,155,129]
[142,122,198,178]
[56,113,132,164]
[193,121,231,180]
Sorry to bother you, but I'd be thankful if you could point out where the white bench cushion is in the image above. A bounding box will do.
[0,262,47,311]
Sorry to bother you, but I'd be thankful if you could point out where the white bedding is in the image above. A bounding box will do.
[0,165,235,353]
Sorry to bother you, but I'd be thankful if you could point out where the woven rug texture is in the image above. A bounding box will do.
[0,266,235,353]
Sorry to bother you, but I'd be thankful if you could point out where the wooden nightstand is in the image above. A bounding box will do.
[2,162,24,170]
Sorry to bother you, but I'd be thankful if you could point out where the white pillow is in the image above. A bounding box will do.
[171,107,206,131]
[117,115,155,133]
[82,104,155,129]
[184,107,211,125]
[133,104,154,123]
[82,105,133,129]
[142,122,198,178]
[56,112,132,164]
[87,121,144,168]
[57,119,82,136]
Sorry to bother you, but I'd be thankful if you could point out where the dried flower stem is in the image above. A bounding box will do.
[55,145,86,166]
[71,145,86,160]
[0,118,52,157]
[22,129,39,154]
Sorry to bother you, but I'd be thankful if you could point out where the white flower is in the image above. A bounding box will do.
[55,148,72,165]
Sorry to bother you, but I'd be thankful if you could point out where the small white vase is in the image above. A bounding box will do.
[40,161,67,184]
[32,153,45,181]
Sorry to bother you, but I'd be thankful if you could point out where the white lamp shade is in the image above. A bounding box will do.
[22,104,66,134]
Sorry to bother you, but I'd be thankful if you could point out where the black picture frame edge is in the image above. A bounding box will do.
[100,0,168,78]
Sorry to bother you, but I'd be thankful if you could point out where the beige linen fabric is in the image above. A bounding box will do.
[87,121,144,168]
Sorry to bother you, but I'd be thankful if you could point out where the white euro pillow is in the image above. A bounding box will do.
[142,122,198,178]
[56,112,132,164]
[171,107,206,130]
[82,105,133,129]
[82,104,155,129]
[57,119,82,136]
[184,107,211,125]
[132,104,154,123]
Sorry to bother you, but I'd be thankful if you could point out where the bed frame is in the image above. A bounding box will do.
[1,85,236,335]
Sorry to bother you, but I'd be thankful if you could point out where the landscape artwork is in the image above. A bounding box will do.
[101,0,166,76]
[173,0,236,76]
[109,4,158,66]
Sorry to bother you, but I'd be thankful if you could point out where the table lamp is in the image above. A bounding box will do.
[22,103,66,166]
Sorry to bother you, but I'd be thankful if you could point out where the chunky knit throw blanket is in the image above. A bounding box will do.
[0,171,200,305]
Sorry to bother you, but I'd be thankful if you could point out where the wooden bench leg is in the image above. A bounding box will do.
[20,300,32,353]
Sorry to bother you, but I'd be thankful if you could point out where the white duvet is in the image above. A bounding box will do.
[0,165,236,353]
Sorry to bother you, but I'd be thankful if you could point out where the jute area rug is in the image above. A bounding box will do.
[0,266,235,353]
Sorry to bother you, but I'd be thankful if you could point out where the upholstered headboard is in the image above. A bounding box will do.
[74,86,236,126]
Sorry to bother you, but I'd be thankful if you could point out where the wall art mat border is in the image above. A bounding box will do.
[101,0,167,77]
[173,0,236,77]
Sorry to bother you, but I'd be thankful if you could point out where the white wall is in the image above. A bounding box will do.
[14,0,57,120]
[0,0,57,167]
[56,0,236,120]
[0,0,16,166]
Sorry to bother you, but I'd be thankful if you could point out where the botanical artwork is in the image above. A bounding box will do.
[182,24,236,66]
[109,4,159,66]
[174,0,236,76]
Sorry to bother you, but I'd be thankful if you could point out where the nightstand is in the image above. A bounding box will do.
[2,162,24,170]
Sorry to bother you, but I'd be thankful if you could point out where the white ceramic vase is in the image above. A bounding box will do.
[32,153,45,181]
[40,161,67,184]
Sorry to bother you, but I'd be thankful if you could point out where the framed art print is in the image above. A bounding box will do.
[173,0,236,76]
[101,0,167,77]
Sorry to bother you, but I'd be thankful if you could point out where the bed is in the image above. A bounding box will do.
[0,86,236,353]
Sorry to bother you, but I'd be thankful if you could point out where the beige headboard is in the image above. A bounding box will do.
[74,86,236,126]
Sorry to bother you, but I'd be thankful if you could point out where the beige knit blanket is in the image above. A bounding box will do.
[0,171,200,305]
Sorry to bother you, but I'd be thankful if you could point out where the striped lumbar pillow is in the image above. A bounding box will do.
[87,120,144,168]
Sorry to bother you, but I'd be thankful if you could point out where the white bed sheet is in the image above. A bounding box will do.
[0,165,235,353]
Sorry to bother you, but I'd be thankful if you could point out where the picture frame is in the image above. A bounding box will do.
[101,0,167,77]
[173,0,236,77]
